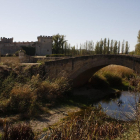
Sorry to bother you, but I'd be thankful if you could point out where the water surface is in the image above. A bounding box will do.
[98,91,139,121]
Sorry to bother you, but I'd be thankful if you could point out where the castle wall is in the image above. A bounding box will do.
[0,43,20,55]
[0,36,52,56]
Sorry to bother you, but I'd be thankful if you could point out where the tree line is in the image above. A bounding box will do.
[135,30,140,55]
[52,34,129,56]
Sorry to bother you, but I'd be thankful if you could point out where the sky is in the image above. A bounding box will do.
[0,0,140,51]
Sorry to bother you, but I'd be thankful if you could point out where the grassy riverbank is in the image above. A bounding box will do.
[0,64,139,139]
[89,65,135,91]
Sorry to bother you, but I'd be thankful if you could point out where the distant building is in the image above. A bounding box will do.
[0,36,52,56]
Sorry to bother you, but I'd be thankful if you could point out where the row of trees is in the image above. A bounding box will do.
[94,39,129,55]
[52,34,130,56]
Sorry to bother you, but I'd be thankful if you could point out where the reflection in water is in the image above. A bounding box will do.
[98,91,140,121]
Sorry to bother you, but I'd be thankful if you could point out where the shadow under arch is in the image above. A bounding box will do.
[70,55,137,87]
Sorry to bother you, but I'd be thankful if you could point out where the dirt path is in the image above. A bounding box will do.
[30,106,80,133]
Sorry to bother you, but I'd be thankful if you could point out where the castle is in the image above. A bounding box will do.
[0,36,52,56]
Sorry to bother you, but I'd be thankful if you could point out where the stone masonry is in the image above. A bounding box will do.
[0,36,52,56]
[45,55,140,87]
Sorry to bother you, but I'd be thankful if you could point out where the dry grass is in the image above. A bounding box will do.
[47,107,127,140]
[96,65,134,79]
[0,57,19,64]
[0,57,19,68]
[89,65,135,88]
[0,74,70,117]
[2,123,34,140]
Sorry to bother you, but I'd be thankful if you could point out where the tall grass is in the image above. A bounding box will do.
[2,123,34,140]
[89,65,135,89]
[0,57,19,68]
[46,106,127,140]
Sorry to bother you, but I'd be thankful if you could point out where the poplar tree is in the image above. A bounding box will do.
[135,30,140,55]
[95,42,100,54]
[118,41,120,54]
[121,40,125,54]
[110,40,113,54]
[103,38,107,54]
[80,44,82,55]
[107,38,110,54]
[113,41,117,54]
[125,41,129,54]
[99,39,103,54]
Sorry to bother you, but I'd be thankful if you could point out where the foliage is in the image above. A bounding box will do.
[14,49,26,56]
[0,74,70,116]
[135,43,140,55]
[52,35,129,56]
[125,41,129,54]
[135,30,140,55]
[52,34,67,54]
[0,72,16,97]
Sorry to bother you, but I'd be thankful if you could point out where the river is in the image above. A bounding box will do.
[98,91,140,121]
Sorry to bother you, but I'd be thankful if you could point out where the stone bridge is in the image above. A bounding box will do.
[45,55,140,87]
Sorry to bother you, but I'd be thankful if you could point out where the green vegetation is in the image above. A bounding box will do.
[0,64,140,139]
[0,66,70,117]
[135,30,140,55]
[52,34,67,54]
[52,34,131,56]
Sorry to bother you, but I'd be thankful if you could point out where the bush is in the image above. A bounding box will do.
[2,123,34,140]
[0,72,16,97]
[0,74,70,116]
[14,50,26,56]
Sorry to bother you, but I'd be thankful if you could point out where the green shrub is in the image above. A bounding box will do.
[0,72,16,97]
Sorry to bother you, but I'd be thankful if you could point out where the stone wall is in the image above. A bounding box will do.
[0,36,52,56]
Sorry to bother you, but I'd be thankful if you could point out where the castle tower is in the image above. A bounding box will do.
[0,37,13,43]
[36,36,52,56]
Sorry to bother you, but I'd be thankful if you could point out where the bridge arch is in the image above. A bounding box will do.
[45,55,140,87]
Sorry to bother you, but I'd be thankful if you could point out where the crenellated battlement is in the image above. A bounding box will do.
[37,35,52,43]
[37,35,52,39]
[0,37,13,43]
[0,35,52,55]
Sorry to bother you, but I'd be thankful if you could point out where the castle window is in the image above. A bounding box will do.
[47,50,49,52]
